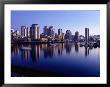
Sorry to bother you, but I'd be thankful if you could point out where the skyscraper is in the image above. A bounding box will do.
[21,26,27,37]
[58,29,62,40]
[62,33,65,40]
[43,26,48,36]
[30,24,40,40]
[74,31,79,42]
[55,33,58,40]
[65,30,72,40]
[47,26,54,38]
[58,29,62,36]
[85,28,89,42]
[26,27,30,38]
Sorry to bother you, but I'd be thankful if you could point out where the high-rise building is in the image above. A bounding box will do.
[26,27,30,38]
[43,26,55,38]
[21,26,27,37]
[55,33,58,39]
[30,24,40,40]
[30,27,33,38]
[58,29,62,36]
[43,26,48,36]
[85,28,89,42]
[48,26,52,36]
[65,30,72,40]
[74,31,79,42]
[52,29,55,38]
[47,26,54,38]
[62,33,65,40]
[58,29,62,40]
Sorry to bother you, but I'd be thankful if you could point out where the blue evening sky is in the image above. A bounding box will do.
[11,10,100,35]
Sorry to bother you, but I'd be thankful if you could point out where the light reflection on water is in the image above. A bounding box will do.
[11,43,100,77]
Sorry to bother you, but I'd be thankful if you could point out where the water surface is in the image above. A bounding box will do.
[11,43,100,77]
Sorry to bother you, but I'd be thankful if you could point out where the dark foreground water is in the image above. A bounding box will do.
[11,43,100,77]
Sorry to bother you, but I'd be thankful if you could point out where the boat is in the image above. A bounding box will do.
[21,47,31,50]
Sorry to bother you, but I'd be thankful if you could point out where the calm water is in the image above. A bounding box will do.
[11,43,100,77]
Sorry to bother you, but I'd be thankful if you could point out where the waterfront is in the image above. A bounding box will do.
[11,43,100,77]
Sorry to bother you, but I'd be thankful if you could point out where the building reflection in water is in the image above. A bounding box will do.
[74,43,79,53]
[30,44,40,63]
[11,44,20,56]
[11,43,93,62]
[85,47,89,56]
[41,44,47,50]
[21,44,31,61]
[43,44,54,58]
[58,43,64,55]
[21,50,30,61]
[65,43,72,54]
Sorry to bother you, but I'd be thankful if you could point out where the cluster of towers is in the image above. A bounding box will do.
[21,24,40,40]
[18,24,66,41]
[43,26,54,38]
[11,23,90,42]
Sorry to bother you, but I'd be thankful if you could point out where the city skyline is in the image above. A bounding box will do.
[11,10,100,35]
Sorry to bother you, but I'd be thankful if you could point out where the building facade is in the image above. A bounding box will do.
[21,26,27,37]
[74,31,79,42]
[85,28,89,42]
[58,29,62,40]
[30,24,40,40]
[65,30,72,40]
[43,26,48,36]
